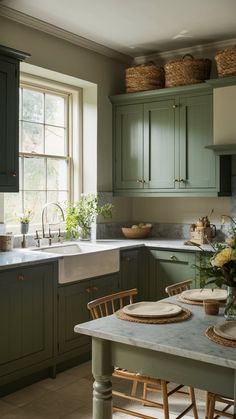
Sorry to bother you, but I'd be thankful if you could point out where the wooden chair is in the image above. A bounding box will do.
[165,280,192,297]
[88,288,198,419]
[206,392,234,419]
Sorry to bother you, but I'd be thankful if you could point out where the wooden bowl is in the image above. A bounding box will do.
[121,227,152,239]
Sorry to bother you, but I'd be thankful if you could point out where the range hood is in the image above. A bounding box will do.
[205,144,236,155]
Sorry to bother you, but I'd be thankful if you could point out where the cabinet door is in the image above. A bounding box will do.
[119,249,140,292]
[149,250,196,301]
[144,99,176,189]
[58,274,119,355]
[58,281,90,355]
[179,94,216,190]
[90,273,119,299]
[0,56,19,191]
[0,264,55,377]
[114,104,144,190]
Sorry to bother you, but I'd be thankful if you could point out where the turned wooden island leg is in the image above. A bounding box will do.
[92,337,113,419]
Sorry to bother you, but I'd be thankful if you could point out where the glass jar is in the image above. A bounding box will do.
[224,286,236,320]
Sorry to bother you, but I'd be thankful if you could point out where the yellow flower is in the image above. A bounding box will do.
[211,248,232,267]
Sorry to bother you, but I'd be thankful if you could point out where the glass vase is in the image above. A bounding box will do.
[79,227,91,241]
[224,286,236,320]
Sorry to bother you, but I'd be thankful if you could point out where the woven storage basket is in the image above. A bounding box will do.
[125,62,164,93]
[164,54,211,88]
[215,45,236,78]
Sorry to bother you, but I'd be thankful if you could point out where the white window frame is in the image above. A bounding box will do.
[4,73,82,234]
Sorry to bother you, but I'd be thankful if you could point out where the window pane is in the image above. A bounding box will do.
[4,192,22,225]
[47,191,68,207]
[24,191,46,224]
[45,126,65,156]
[24,157,46,190]
[19,88,22,120]
[22,122,44,153]
[45,94,65,127]
[23,89,44,123]
[47,159,67,190]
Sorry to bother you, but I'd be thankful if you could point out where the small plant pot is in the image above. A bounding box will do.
[20,223,29,235]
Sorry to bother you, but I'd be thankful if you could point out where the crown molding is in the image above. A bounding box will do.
[134,38,236,64]
[0,5,132,64]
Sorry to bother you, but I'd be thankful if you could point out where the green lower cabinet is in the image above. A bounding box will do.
[119,248,141,292]
[57,272,119,361]
[148,249,196,300]
[0,262,57,385]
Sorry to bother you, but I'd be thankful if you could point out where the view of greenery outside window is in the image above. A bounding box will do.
[4,81,71,232]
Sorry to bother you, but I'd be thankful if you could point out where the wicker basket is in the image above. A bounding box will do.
[164,54,212,88]
[125,62,164,93]
[121,227,151,239]
[215,45,236,78]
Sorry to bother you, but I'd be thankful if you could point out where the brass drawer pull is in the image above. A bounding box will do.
[92,286,98,291]
[18,274,25,281]
[85,287,91,293]
[10,171,17,177]
[170,255,178,261]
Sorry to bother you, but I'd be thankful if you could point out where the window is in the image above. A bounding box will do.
[4,76,78,232]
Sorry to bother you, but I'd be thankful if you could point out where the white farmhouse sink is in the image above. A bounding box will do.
[33,242,120,284]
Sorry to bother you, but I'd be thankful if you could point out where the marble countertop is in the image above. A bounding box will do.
[0,249,61,270]
[0,238,214,270]
[93,238,214,252]
[75,296,236,369]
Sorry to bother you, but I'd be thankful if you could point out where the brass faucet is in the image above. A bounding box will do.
[41,202,65,245]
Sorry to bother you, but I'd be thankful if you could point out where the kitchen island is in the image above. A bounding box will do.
[75,297,236,419]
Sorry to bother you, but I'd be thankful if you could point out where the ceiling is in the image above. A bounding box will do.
[1,0,236,58]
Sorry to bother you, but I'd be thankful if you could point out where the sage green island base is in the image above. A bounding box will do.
[75,297,236,419]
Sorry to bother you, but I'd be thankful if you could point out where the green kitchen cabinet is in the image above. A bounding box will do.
[57,272,119,361]
[119,248,141,292]
[114,103,144,190]
[148,249,196,301]
[0,262,57,384]
[111,84,229,197]
[0,46,29,192]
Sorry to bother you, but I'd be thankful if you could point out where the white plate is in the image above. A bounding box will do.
[123,301,182,318]
[214,321,236,341]
[181,288,227,302]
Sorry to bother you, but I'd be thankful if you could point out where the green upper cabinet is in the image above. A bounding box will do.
[114,103,144,189]
[111,84,230,197]
[0,46,29,192]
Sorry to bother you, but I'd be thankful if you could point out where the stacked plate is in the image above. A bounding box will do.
[214,321,236,341]
[123,301,182,318]
[181,288,227,302]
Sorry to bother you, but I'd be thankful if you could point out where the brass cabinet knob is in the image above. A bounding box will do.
[180,178,186,182]
[10,171,17,177]
[172,105,178,109]
[136,179,143,183]
[174,178,180,182]
[92,286,98,291]
[85,287,91,293]
[18,274,25,281]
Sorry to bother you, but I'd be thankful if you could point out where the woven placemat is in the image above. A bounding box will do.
[176,294,203,306]
[205,326,236,348]
[115,306,192,324]
[176,295,226,307]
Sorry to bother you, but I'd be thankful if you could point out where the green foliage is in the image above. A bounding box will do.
[65,194,113,239]
[17,209,33,224]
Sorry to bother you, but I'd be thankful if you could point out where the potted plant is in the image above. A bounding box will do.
[18,209,33,235]
[65,194,113,240]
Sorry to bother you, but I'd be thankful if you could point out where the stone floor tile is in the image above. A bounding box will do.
[2,382,49,408]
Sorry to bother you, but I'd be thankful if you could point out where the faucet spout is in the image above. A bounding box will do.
[41,202,65,239]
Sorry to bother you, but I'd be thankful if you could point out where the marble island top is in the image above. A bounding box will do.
[75,296,236,369]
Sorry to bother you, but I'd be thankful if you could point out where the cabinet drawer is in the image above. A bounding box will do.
[150,250,192,263]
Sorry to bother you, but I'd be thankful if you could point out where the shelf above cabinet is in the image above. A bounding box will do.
[205,144,236,155]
